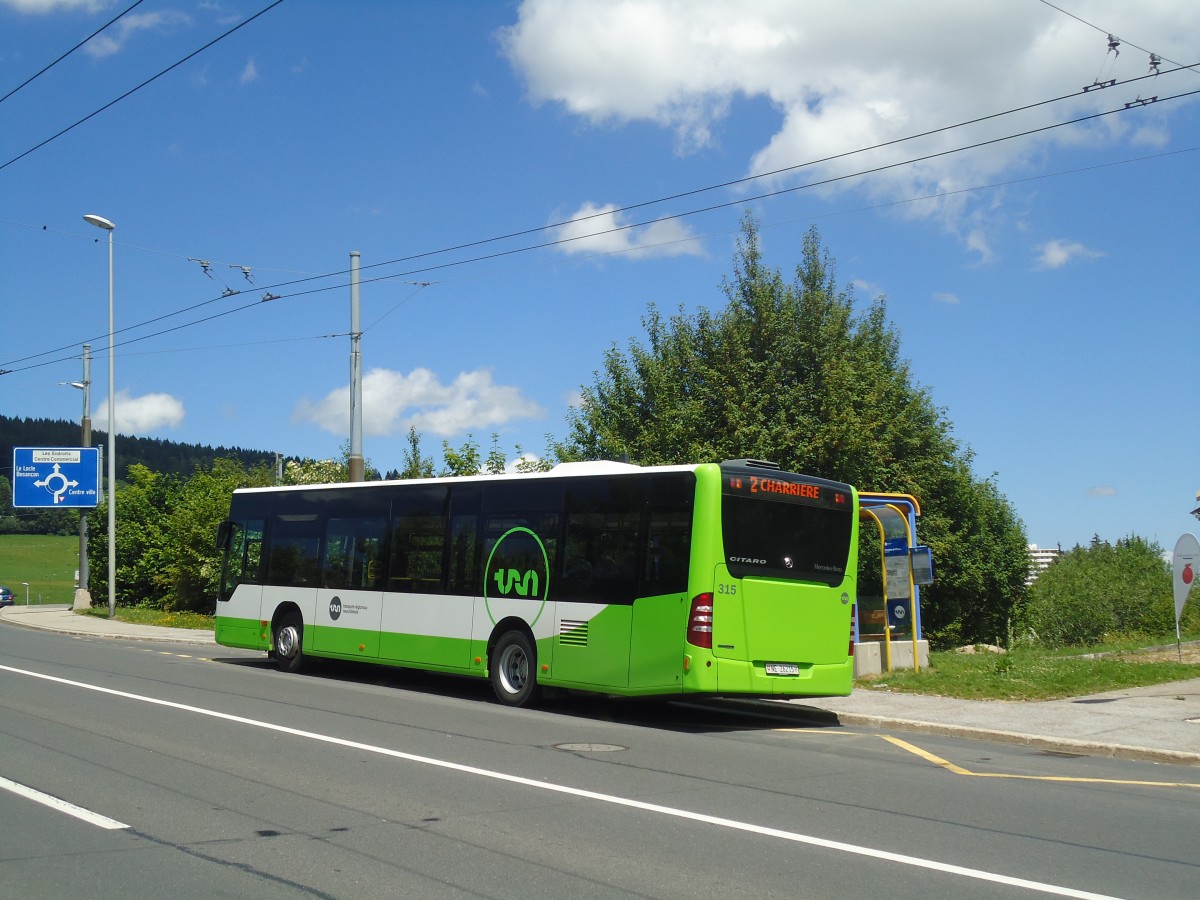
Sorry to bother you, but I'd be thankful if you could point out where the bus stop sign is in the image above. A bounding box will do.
[12,447,101,509]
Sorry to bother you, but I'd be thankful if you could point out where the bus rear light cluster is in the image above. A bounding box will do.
[849,603,856,656]
[687,593,714,649]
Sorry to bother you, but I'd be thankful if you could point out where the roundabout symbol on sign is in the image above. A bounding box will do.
[33,463,79,505]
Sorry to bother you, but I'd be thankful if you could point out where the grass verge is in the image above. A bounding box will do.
[80,605,214,630]
[856,641,1200,701]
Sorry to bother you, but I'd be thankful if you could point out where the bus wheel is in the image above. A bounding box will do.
[490,630,541,707]
[274,612,306,674]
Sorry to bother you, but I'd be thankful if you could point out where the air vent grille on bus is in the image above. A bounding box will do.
[722,459,781,470]
[559,620,589,646]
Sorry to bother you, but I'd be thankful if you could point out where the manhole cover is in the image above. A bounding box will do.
[554,742,627,753]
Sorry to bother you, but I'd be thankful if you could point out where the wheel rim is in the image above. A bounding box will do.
[498,643,528,695]
[277,624,299,659]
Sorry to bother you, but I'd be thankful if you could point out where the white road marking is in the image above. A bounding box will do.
[0,663,1121,899]
[0,774,129,830]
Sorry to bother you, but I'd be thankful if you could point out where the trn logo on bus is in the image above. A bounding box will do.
[494,568,539,597]
[483,526,551,626]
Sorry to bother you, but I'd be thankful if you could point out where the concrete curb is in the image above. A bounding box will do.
[0,606,215,646]
[824,711,1200,767]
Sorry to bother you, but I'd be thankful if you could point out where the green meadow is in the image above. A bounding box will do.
[0,534,80,605]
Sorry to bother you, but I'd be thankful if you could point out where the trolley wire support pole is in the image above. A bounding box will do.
[73,344,93,609]
[348,251,364,483]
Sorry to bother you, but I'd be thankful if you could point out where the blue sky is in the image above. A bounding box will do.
[1,0,1197,552]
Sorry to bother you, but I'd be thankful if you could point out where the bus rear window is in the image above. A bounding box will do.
[721,493,852,584]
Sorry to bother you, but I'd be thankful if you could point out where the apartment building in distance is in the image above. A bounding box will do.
[1027,544,1061,585]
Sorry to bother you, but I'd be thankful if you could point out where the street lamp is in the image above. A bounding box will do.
[84,214,116,619]
[21,582,29,606]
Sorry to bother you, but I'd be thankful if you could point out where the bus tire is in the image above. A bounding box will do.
[273,611,306,674]
[490,630,541,707]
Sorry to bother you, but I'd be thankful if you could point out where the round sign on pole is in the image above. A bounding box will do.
[1171,533,1200,631]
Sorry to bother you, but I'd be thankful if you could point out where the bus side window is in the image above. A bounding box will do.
[389,485,449,594]
[218,519,263,601]
[266,514,322,587]
[644,473,694,596]
[324,517,386,590]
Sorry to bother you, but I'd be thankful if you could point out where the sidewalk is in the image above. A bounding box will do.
[0,603,214,645]
[3,604,1198,766]
[789,678,1200,767]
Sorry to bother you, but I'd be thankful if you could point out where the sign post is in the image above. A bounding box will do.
[1172,534,1199,662]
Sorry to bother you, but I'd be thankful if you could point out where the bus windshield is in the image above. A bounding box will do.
[721,467,853,585]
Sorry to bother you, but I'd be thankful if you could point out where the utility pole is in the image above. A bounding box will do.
[73,344,93,611]
[348,250,364,482]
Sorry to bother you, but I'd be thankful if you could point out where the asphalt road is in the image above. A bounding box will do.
[1,625,1197,899]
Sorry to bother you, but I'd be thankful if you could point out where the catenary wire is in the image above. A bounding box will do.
[4,58,1187,370]
[0,0,148,106]
[224,63,1191,294]
[0,0,287,173]
[3,86,1195,379]
[1035,0,1198,77]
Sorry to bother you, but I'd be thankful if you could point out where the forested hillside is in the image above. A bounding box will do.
[1,414,275,536]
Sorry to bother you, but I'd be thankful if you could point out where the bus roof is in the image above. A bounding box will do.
[230,460,702,495]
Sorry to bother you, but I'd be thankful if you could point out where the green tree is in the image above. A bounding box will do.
[398,426,435,479]
[90,464,174,607]
[162,458,274,611]
[559,215,1027,646]
[89,458,274,611]
[1020,536,1191,647]
[440,434,482,477]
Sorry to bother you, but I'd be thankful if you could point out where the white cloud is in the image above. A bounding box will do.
[551,202,704,259]
[933,292,960,305]
[1086,485,1118,497]
[1036,238,1104,270]
[239,58,258,85]
[84,10,192,58]
[292,367,545,438]
[500,1,1198,250]
[2,0,103,11]
[97,390,185,434]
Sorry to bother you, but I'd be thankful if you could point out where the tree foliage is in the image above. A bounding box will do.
[89,458,273,611]
[1019,536,1195,647]
[558,215,1028,647]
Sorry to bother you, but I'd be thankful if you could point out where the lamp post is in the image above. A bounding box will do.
[61,344,93,609]
[84,214,116,619]
[21,582,29,606]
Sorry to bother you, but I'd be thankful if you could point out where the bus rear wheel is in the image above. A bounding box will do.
[490,630,541,707]
[273,611,306,674]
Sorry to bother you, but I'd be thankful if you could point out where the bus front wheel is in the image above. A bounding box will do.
[490,630,541,707]
[273,611,306,674]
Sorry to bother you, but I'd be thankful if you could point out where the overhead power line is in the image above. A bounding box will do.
[2,69,1196,376]
[0,0,287,174]
[0,0,148,107]
[1035,0,1199,77]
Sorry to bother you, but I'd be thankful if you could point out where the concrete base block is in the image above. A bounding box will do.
[853,641,881,677]
[853,639,929,676]
[72,589,93,611]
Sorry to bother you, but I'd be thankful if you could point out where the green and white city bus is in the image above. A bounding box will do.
[214,458,858,706]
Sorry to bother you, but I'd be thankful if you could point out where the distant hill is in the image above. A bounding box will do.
[1,414,276,481]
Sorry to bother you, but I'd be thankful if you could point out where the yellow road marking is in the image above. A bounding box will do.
[778,728,1200,790]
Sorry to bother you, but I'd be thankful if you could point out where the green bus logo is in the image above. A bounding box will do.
[494,568,539,597]
[484,526,549,626]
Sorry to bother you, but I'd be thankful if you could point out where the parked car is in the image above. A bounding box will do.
[0,585,14,607]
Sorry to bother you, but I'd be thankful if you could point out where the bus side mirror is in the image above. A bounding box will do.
[215,520,233,552]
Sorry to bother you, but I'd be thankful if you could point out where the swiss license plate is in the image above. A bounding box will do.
[765,662,800,676]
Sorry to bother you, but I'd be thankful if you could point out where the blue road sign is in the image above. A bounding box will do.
[12,447,101,509]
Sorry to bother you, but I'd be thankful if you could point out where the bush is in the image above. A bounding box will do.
[1019,536,1186,647]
